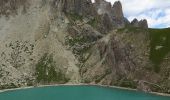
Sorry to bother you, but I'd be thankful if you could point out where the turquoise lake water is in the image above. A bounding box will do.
[0,85,170,100]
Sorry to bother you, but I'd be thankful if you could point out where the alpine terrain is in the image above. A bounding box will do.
[0,0,170,94]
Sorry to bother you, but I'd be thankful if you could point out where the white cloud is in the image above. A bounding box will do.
[128,8,170,28]
[92,0,170,28]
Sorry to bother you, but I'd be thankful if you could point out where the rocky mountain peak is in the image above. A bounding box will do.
[93,0,112,15]
[131,18,139,26]
[54,0,148,30]
[112,1,124,19]
[131,18,148,29]
[139,19,148,29]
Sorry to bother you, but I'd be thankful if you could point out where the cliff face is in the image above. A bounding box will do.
[0,0,80,87]
[112,1,124,20]
[53,0,95,17]
[0,0,169,94]
[93,0,125,29]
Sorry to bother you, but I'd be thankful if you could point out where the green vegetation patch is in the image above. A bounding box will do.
[35,54,69,84]
[87,18,98,28]
[117,26,147,33]
[66,13,83,22]
[115,78,137,89]
[118,27,170,72]
[149,28,170,72]
[65,35,93,63]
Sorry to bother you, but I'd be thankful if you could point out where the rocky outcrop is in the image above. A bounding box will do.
[139,19,148,29]
[81,33,135,84]
[93,0,125,29]
[112,1,124,20]
[131,18,139,27]
[93,0,112,15]
[80,29,151,86]
[54,0,95,17]
[137,80,151,92]
[55,0,147,31]
[0,0,29,17]
[131,18,148,29]
[93,0,124,19]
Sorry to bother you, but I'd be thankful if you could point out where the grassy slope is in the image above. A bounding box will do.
[149,28,170,72]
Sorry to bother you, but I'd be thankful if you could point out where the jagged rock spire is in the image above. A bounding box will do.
[131,18,139,27]
[55,0,148,29]
[131,18,148,29]
[139,19,148,29]
[93,0,112,15]
[112,1,124,19]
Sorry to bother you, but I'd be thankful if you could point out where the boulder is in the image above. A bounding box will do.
[97,14,114,34]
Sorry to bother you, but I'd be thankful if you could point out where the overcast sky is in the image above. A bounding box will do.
[92,0,170,28]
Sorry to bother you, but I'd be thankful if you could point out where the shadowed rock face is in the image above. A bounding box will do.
[94,0,112,15]
[139,19,148,29]
[131,18,148,29]
[93,0,125,28]
[80,29,153,88]
[112,1,124,20]
[97,14,114,34]
[131,18,139,27]
[111,1,125,28]
[94,0,124,19]
[54,0,95,16]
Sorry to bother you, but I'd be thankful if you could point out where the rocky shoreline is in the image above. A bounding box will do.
[0,84,170,97]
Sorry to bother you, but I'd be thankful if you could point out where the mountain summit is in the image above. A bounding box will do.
[0,0,170,94]
[56,0,148,30]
